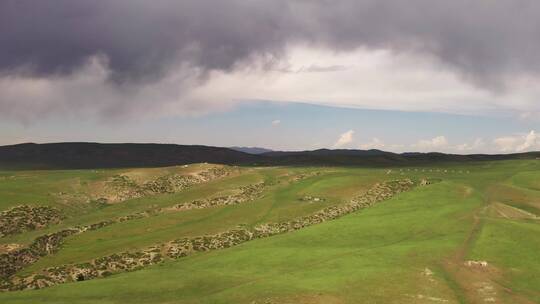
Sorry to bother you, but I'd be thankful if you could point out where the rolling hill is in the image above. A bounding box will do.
[0,159,539,303]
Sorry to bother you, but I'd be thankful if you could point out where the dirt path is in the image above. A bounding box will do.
[439,184,535,304]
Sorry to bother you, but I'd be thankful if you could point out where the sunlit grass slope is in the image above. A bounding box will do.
[0,160,539,303]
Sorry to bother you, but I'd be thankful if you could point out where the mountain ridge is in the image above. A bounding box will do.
[229,147,273,154]
[0,142,538,169]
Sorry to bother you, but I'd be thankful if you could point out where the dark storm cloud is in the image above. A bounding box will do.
[1,0,540,121]
[2,0,540,84]
[0,0,293,82]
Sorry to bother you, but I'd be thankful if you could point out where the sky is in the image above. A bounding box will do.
[1,1,540,153]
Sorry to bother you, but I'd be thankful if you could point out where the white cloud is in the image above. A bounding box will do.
[359,138,385,150]
[3,46,540,124]
[494,136,521,152]
[517,130,538,152]
[414,136,449,151]
[271,119,281,126]
[334,130,355,148]
[494,130,539,152]
[190,46,540,118]
[455,138,485,152]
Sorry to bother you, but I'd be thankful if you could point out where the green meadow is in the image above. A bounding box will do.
[0,160,539,303]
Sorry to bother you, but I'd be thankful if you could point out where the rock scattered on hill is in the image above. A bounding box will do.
[290,172,322,182]
[0,205,63,238]
[0,178,420,291]
[99,166,232,203]
[465,260,489,267]
[168,182,266,211]
[299,196,326,203]
[0,181,266,279]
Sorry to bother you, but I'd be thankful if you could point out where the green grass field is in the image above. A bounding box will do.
[0,160,539,303]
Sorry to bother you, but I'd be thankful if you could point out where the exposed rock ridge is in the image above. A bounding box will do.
[0,179,417,291]
[0,181,267,278]
[168,182,266,211]
[0,206,63,238]
[101,166,231,203]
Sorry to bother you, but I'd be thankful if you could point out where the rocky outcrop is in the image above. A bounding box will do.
[0,179,418,291]
[165,229,255,258]
[0,215,146,279]
[0,205,63,237]
[290,172,322,182]
[0,218,128,278]
[100,167,232,203]
[2,247,164,290]
[168,182,266,211]
[0,181,265,280]
[0,228,79,278]
[465,260,489,267]
[252,179,415,237]
[299,196,326,202]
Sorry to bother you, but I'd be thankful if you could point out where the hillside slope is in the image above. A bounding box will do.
[0,160,538,303]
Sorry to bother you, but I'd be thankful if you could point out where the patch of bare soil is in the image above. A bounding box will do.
[442,259,536,304]
[486,184,540,215]
[440,206,536,304]
[403,267,458,303]
[487,202,538,220]
[0,244,21,254]
[460,186,474,198]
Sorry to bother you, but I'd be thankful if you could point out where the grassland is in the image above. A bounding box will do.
[0,160,539,303]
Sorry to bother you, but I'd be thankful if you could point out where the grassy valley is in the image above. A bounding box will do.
[0,159,538,303]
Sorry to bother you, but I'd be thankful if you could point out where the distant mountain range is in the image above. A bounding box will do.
[0,142,538,169]
[229,147,273,154]
[0,142,258,169]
